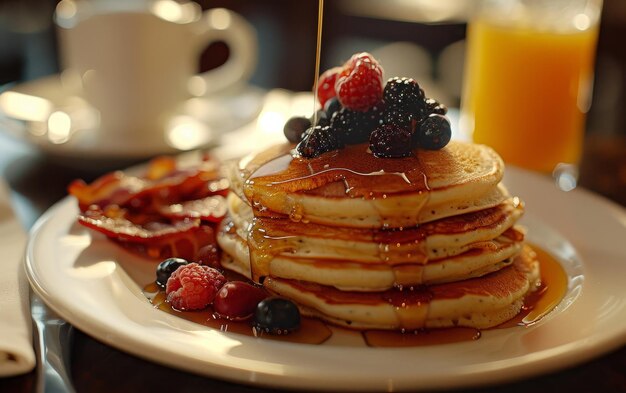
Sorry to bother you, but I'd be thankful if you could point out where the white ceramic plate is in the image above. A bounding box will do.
[25,167,626,392]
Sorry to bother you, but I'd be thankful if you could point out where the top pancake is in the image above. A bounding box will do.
[233,141,506,228]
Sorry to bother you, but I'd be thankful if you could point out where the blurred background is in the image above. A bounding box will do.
[0,0,624,203]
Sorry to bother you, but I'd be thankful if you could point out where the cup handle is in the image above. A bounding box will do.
[192,8,257,94]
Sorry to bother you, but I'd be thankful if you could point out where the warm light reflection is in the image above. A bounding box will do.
[553,163,578,192]
[208,8,231,30]
[69,261,117,279]
[60,69,83,92]
[151,0,198,24]
[0,91,52,122]
[55,0,78,28]
[48,111,72,144]
[256,90,291,135]
[166,116,212,150]
[257,111,286,135]
[573,13,591,30]
[291,93,317,117]
[187,75,207,97]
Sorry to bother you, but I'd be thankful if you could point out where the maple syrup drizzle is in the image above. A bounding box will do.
[142,244,568,347]
[312,0,324,126]
[496,245,569,328]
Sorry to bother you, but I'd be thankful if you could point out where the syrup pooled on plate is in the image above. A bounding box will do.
[143,244,568,347]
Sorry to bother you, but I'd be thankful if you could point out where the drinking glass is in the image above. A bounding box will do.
[461,0,603,173]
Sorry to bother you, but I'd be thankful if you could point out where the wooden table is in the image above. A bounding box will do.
[0,131,624,393]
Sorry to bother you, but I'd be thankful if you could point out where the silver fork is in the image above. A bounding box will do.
[30,291,76,393]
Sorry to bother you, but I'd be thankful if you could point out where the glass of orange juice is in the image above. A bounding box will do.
[461,0,603,173]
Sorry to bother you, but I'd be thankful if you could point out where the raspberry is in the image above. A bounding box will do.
[335,53,384,112]
[369,123,413,158]
[166,263,226,310]
[317,66,342,108]
[330,103,384,145]
[383,77,425,115]
[296,125,343,158]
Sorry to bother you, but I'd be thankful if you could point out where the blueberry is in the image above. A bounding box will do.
[156,258,189,288]
[283,116,312,143]
[323,97,342,118]
[416,114,452,150]
[253,297,301,334]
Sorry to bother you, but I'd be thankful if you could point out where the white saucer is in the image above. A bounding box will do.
[0,75,265,163]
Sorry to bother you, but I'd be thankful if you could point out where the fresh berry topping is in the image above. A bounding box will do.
[156,258,188,288]
[213,281,268,320]
[323,97,342,118]
[425,98,448,116]
[330,103,384,144]
[296,125,343,158]
[165,263,226,311]
[335,52,384,111]
[254,297,301,334]
[369,123,413,158]
[194,244,221,269]
[283,116,311,143]
[317,66,342,108]
[383,77,425,114]
[382,106,417,132]
[416,114,452,150]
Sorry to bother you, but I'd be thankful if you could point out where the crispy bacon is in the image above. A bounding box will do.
[70,155,229,261]
[78,207,215,261]
[68,156,227,212]
[158,195,227,222]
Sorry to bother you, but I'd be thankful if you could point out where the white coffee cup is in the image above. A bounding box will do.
[54,0,257,144]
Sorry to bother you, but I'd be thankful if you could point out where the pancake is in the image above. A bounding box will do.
[219,227,522,290]
[218,139,538,331]
[261,246,540,330]
[226,192,525,264]
[233,141,506,228]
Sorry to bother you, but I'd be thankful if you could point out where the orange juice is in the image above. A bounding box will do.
[462,19,599,173]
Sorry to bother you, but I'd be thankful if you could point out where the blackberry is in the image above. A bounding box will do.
[330,103,384,144]
[369,123,413,158]
[283,116,311,143]
[383,77,425,115]
[296,125,343,158]
[416,114,451,150]
[323,97,342,118]
[382,106,416,132]
[425,98,448,116]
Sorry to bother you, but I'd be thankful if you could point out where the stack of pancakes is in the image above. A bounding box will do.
[218,141,540,330]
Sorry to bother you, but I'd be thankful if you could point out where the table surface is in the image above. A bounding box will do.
[0,129,624,393]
